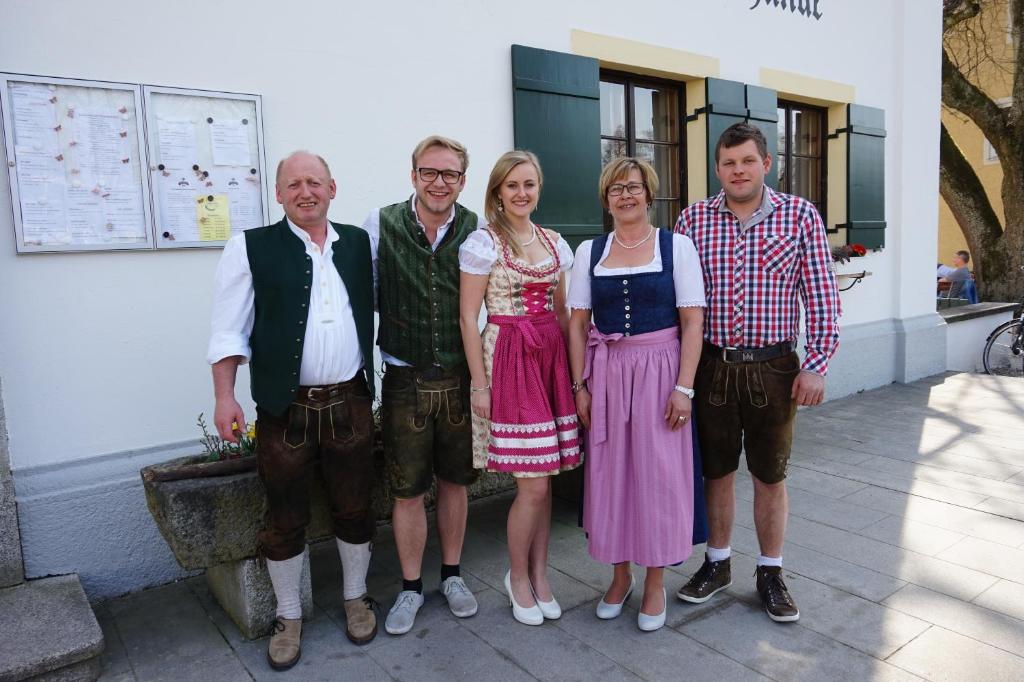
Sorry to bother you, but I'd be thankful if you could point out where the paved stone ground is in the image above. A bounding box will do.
[95,372,1024,681]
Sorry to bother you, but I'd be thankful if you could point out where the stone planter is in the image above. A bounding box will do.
[141,450,513,638]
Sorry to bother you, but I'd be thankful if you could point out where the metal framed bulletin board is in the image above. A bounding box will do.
[0,74,154,252]
[143,86,268,249]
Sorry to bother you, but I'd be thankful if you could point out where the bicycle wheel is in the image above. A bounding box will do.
[983,319,1024,377]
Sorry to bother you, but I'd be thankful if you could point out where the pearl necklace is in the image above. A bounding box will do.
[613,225,655,250]
[517,224,537,247]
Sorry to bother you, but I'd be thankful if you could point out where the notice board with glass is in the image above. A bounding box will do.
[144,86,268,249]
[0,74,153,252]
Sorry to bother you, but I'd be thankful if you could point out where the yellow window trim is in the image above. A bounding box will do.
[760,68,855,105]
[570,30,719,80]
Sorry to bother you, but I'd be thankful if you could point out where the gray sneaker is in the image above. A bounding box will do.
[384,590,424,635]
[440,576,478,618]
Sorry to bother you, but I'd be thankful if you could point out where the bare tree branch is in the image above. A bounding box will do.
[942,48,1010,145]
[944,0,983,31]
[1012,0,1024,122]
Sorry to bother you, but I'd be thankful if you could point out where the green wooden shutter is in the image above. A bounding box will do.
[511,44,602,249]
[745,85,779,190]
[842,104,886,249]
[702,78,747,196]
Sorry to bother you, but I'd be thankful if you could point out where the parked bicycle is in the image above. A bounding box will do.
[982,267,1024,377]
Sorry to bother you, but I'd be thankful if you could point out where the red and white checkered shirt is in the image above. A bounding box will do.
[674,185,840,375]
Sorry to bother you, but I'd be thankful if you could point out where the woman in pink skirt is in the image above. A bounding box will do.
[459,150,581,626]
[567,157,705,632]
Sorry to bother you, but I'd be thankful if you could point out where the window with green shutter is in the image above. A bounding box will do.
[833,103,886,249]
[511,44,603,249]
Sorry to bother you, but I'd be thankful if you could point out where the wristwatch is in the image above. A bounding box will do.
[673,385,695,399]
[571,380,587,394]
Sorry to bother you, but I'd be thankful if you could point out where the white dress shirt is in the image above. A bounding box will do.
[207,219,363,386]
[360,196,486,366]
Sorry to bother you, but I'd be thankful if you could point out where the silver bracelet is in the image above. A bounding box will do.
[470,384,490,393]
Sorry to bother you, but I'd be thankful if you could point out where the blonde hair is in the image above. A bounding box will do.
[411,135,470,172]
[484,150,544,258]
[598,157,659,209]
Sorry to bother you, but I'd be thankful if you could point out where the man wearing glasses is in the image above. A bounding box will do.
[360,135,486,635]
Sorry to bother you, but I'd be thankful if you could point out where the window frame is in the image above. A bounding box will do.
[776,99,828,223]
[599,70,687,229]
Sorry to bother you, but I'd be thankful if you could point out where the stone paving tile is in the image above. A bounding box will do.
[105,581,252,682]
[95,604,134,681]
[972,580,1024,621]
[772,465,870,499]
[974,495,1024,523]
[883,584,1024,657]
[887,625,1024,682]
[852,455,1024,505]
[717,552,930,659]
[366,606,535,682]
[840,485,1024,548]
[728,522,907,603]
[936,536,1024,584]
[466,587,641,681]
[773,516,999,602]
[557,599,767,681]
[857,514,966,556]
[681,601,919,681]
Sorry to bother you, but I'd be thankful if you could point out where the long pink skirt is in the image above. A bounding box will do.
[582,325,694,567]
[486,312,581,475]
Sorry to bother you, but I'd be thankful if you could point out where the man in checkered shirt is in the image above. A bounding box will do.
[673,122,840,623]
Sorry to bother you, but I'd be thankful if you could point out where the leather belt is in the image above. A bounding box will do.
[298,374,362,401]
[705,340,796,364]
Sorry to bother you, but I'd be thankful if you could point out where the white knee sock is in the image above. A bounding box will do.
[266,551,305,619]
[757,554,783,567]
[707,545,731,562]
[337,539,371,600]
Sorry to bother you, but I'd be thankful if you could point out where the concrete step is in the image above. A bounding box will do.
[0,574,103,682]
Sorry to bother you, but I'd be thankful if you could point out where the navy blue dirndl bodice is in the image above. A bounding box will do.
[590,228,677,336]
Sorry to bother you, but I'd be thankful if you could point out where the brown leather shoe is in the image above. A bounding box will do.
[344,595,379,644]
[755,566,800,622]
[267,618,301,670]
[677,555,732,603]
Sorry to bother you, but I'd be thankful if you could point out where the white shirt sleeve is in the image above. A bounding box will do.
[207,234,255,364]
[555,235,575,273]
[359,209,381,309]
[674,233,707,308]
[458,229,497,275]
[566,240,594,310]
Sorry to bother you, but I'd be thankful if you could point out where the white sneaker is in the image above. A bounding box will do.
[384,590,424,635]
[440,576,478,618]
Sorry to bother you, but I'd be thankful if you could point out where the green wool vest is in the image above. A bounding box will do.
[245,219,375,416]
[377,200,477,369]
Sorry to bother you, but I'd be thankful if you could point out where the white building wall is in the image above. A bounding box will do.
[0,0,943,597]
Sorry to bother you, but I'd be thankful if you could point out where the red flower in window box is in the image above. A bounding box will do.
[850,243,867,256]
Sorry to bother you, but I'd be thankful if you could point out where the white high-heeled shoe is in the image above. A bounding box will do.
[504,571,543,626]
[532,587,561,620]
[596,575,635,620]
[637,587,667,632]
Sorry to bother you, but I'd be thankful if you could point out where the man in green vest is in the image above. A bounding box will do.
[361,135,486,635]
[208,151,379,669]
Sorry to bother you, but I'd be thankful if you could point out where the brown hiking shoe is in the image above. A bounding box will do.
[677,555,732,603]
[344,595,379,644]
[267,618,301,670]
[755,566,800,622]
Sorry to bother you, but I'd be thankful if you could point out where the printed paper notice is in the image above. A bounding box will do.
[9,82,59,152]
[196,194,231,241]
[74,108,129,182]
[156,118,198,170]
[15,146,68,244]
[208,169,263,232]
[158,175,200,241]
[209,121,251,166]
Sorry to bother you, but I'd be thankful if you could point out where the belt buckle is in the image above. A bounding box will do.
[306,387,319,400]
[721,346,739,364]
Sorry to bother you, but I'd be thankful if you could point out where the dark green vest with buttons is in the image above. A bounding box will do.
[377,201,477,369]
[245,219,374,417]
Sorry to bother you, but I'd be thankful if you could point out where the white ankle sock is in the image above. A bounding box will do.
[757,554,783,567]
[337,539,371,600]
[266,551,304,619]
[706,546,731,562]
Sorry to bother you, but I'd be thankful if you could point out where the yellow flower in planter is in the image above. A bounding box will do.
[197,413,258,462]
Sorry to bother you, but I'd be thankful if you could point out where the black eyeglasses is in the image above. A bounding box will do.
[416,167,464,184]
[607,182,646,197]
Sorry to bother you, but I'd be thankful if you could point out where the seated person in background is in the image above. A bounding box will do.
[939,250,972,298]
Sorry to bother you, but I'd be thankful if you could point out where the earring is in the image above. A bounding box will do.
[497,200,504,212]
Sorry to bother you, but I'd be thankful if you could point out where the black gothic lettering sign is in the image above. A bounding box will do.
[749,0,823,21]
